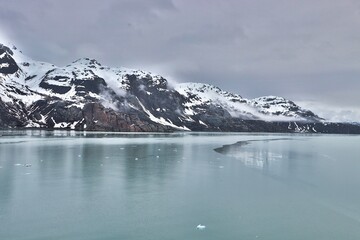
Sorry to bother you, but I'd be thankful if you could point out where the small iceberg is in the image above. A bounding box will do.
[196,224,206,230]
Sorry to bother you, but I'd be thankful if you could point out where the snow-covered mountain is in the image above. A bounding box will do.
[1,42,359,133]
[175,83,319,121]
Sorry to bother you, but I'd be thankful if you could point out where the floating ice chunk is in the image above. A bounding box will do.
[196,224,206,230]
[156,156,160,158]
[219,166,224,169]
[25,173,31,175]
[135,158,138,160]
[78,155,81,158]
[14,164,22,166]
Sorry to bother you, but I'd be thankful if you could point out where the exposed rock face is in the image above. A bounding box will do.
[0,42,359,134]
[0,99,25,127]
[0,44,19,75]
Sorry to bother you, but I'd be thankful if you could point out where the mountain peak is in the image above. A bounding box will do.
[0,42,31,65]
[0,44,20,75]
[71,58,102,67]
[0,42,20,55]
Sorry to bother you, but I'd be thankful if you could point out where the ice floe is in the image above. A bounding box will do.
[196,224,206,230]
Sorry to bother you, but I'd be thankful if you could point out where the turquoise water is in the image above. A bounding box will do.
[0,131,360,240]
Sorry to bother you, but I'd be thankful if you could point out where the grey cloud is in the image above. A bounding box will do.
[0,0,359,117]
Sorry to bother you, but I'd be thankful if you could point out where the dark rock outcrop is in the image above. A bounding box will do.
[0,44,19,75]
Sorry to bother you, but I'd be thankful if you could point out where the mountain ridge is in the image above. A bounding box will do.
[1,42,359,133]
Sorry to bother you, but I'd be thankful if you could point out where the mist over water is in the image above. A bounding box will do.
[1,131,360,240]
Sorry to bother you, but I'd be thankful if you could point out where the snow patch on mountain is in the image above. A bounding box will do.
[137,97,190,131]
[175,83,313,121]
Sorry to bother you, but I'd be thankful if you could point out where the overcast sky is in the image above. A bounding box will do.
[1,0,360,121]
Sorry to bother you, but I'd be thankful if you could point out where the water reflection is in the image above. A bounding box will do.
[214,139,286,170]
[214,138,324,187]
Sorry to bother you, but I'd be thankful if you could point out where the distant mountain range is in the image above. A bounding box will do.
[1,42,359,133]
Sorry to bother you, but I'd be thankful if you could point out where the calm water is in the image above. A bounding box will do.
[1,131,360,240]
